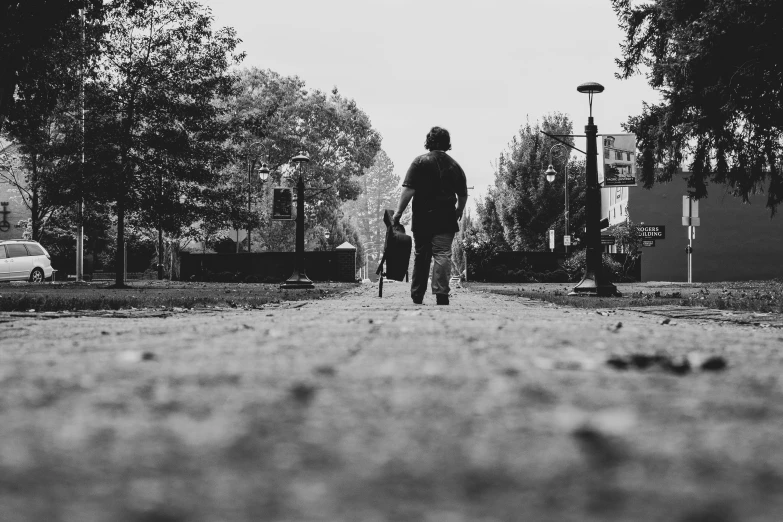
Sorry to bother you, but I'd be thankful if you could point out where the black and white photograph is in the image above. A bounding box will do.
[1,0,782,520]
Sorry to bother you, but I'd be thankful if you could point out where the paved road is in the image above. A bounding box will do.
[3,282,783,521]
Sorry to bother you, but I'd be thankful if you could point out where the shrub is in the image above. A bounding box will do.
[462,232,500,276]
[208,236,237,254]
[563,249,624,282]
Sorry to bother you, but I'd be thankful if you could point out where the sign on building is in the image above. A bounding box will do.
[642,239,656,247]
[599,133,637,187]
[601,234,616,245]
[271,188,293,220]
[638,225,665,239]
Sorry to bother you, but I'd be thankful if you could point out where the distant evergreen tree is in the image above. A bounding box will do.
[342,149,409,274]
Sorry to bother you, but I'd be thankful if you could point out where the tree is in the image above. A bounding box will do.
[612,0,783,214]
[227,68,382,254]
[0,144,55,240]
[0,1,107,240]
[478,113,587,251]
[89,0,242,286]
[0,1,109,133]
[475,186,510,250]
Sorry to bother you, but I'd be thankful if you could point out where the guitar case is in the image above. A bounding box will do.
[376,209,412,297]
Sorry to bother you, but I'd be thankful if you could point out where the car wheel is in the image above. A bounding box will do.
[30,268,45,283]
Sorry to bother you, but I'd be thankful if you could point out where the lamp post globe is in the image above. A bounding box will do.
[569,81,620,297]
[281,152,315,289]
[545,165,557,183]
[258,163,270,182]
[291,153,310,166]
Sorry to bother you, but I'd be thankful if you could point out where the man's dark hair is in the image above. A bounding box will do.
[424,126,451,151]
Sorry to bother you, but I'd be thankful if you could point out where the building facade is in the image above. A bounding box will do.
[601,173,783,282]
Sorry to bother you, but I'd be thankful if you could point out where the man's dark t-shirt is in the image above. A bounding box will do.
[402,150,468,234]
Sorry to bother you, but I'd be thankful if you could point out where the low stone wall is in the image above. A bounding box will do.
[180,250,357,283]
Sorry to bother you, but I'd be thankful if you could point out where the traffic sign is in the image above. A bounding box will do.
[548,229,555,250]
[637,225,665,239]
[563,235,571,246]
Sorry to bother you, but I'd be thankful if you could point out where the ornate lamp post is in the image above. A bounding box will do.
[281,152,315,289]
[246,142,269,252]
[541,82,620,296]
[570,82,618,296]
[544,143,571,253]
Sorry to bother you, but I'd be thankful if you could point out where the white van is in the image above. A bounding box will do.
[0,240,54,282]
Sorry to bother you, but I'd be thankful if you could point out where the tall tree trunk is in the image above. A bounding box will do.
[115,173,125,287]
[157,169,163,279]
[115,96,135,287]
[31,153,39,240]
[158,227,164,279]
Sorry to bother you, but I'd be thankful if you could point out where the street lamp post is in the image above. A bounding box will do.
[245,142,269,252]
[570,82,619,296]
[545,144,571,254]
[281,152,314,289]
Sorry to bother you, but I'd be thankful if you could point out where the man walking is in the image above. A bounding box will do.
[393,126,468,305]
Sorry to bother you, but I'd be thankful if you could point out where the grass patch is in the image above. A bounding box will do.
[466,280,783,313]
[0,281,357,312]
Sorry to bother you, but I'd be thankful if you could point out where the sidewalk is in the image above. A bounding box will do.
[2,281,783,521]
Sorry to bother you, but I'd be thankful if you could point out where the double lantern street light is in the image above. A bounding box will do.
[281,152,315,289]
[544,143,571,254]
[243,142,270,253]
[237,149,316,289]
[542,81,619,297]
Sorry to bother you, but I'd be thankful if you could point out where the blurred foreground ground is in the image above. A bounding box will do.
[1,281,783,521]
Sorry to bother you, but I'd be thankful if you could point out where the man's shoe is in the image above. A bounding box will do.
[436,294,449,305]
[412,296,423,304]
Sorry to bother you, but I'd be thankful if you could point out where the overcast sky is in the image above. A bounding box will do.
[203,0,660,206]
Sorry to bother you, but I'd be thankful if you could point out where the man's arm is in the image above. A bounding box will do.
[393,187,415,224]
[455,163,468,221]
[456,195,468,221]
